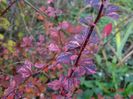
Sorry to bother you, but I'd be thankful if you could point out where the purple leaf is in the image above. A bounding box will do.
[84,0,100,6]
[106,12,119,19]
[21,36,33,48]
[34,63,45,69]
[4,75,24,97]
[66,77,80,91]
[17,67,31,78]
[48,74,80,97]
[80,59,93,65]
[48,43,60,52]
[79,16,93,26]
[66,28,99,51]
[66,40,80,50]
[70,67,86,77]
[17,60,33,78]
[38,35,45,43]
[4,80,16,96]
[81,28,99,44]
[59,21,70,30]
[13,75,24,85]
[105,5,119,19]
[79,59,96,74]
[57,52,72,64]
[48,80,61,90]
[84,64,96,74]
[106,5,119,13]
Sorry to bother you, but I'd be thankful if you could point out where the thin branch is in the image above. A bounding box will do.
[74,0,105,66]
[124,43,133,56]
[23,0,49,19]
[18,2,31,35]
[107,43,123,65]
[1,0,17,16]
[118,50,133,66]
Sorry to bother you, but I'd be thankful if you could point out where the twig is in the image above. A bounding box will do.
[124,43,133,56]
[74,0,106,66]
[18,2,31,35]
[1,0,17,16]
[102,49,107,61]
[107,43,123,65]
[118,50,133,66]
[23,0,49,19]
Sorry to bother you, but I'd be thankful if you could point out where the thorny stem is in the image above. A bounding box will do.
[74,0,106,66]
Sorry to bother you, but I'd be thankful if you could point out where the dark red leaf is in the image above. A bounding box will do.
[102,23,112,38]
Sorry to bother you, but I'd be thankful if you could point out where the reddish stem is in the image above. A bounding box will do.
[74,0,105,67]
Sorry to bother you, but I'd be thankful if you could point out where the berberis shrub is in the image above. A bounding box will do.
[0,0,120,98]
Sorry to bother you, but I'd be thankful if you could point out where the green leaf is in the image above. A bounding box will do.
[0,17,10,30]
[124,83,133,96]
[77,89,93,99]
[95,55,102,64]
[115,21,133,58]
[120,22,133,57]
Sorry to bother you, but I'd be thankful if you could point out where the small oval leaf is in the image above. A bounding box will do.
[102,23,112,38]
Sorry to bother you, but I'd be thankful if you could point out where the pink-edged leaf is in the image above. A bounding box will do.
[79,59,96,74]
[66,40,80,51]
[48,80,61,90]
[21,36,33,48]
[13,75,24,85]
[79,16,93,26]
[47,0,54,4]
[17,67,31,78]
[107,12,119,19]
[106,5,119,14]
[17,60,33,78]
[57,52,72,64]
[84,64,96,74]
[24,60,33,70]
[73,67,86,77]
[84,0,100,6]
[48,43,60,52]
[102,23,112,38]
[34,63,45,69]
[4,80,16,96]
[59,21,70,30]
[38,35,45,43]
[105,4,119,20]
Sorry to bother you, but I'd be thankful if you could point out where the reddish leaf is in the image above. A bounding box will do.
[102,23,112,38]
[35,63,45,69]
[17,60,33,78]
[47,0,54,4]
[48,80,61,90]
[7,94,14,99]
[114,94,123,99]
[59,21,70,30]
[48,43,60,52]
